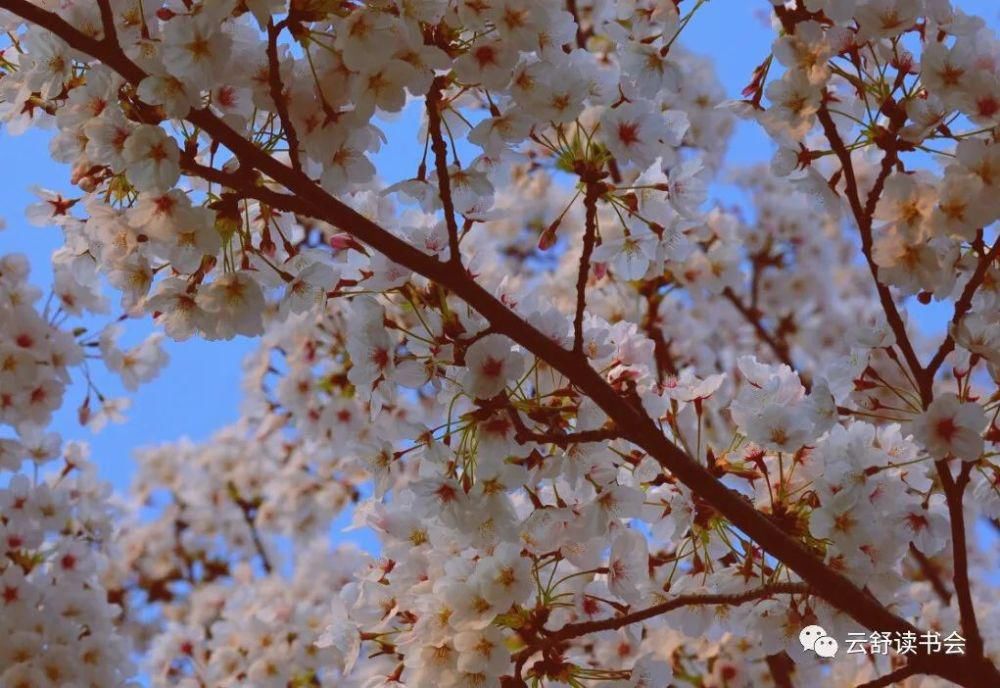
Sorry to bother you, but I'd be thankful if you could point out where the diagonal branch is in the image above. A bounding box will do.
[545,582,810,641]
[722,287,815,391]
[815,105,924,390]
[924,237,1000,380]
[226,481,273,575]
[909,543,952,604]
[722,287,793,367]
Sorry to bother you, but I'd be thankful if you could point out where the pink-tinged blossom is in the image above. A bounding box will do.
[122,125,181,193]
[461,334,525,400]
[600,102,689,169]
[913,393,987,462]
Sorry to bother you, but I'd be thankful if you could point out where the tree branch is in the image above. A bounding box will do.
[426,76,462,265]
[95,0,116,45]
[265,19,301,172]
[565,0,589,49]
[938,461,983,659]
[640,283,680,383]
[514,583,809,676]
[573,178,600,355]
[227,481,273,575]
[815,63,988,675]
[503,404,619,448]
[765,652,796,688]
[908,543,952,604]
[722,287,793,367]
[924,237,1000,380]
[815,105,924,390]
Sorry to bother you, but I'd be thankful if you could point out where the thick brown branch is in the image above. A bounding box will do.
[171,118,1000,685]
[765,652,796,688]
[95,0,116,44]
[426,76,462,265]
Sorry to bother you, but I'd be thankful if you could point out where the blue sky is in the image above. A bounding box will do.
[1,0,998,542]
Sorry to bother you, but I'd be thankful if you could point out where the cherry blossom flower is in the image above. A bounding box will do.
[607,527,650,604]
[912,393,987,462]
[122,125,181,193]
[461,334,525,400]
[161,12,233,89]
[592,221,659,281]
[195,271,266,339]
[475,542,533,609]
[600,102,689,169]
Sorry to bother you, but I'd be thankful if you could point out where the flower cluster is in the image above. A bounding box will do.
[0,253,82,439]
[0,256,138,687]
[0,450,139,688]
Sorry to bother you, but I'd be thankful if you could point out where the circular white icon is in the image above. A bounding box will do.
[798,624,827,652]
[814,635,839,658]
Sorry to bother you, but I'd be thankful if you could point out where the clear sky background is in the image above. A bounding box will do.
[1,0,998,551]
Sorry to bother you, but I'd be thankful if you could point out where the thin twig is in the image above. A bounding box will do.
[514,583,810,677]
[815,105,924,388]
[573,178,600,355]
[722,288,792,367]
[266,19,301,172]
[640,281,680,383]
[227,482,273,575]
[426,76,462,265]
[908,543,952,604]
[504,404,619,448]
[924,237,1000,379]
